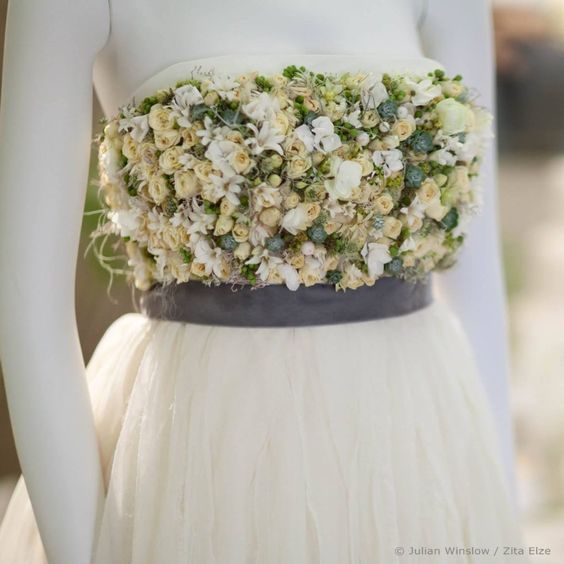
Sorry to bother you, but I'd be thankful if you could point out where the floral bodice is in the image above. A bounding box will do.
[93,64,492,291]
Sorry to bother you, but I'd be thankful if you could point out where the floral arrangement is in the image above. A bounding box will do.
[92,65,493,291]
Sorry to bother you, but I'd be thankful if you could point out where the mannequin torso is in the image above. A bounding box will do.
[0,1,515,563]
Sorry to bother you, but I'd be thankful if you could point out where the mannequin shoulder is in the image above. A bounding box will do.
[411,0,428,27]
[6,0,110,55]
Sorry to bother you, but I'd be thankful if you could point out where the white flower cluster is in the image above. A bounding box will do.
[94,65,492,291]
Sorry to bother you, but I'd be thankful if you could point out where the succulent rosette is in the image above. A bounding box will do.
[92,65,492,291]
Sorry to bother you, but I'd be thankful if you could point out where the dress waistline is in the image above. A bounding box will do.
[139,276,433,328]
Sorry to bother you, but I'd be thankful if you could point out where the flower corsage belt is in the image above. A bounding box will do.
[92,64,492,326]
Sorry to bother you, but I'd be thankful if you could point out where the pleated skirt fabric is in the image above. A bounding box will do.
[0,300,529,563]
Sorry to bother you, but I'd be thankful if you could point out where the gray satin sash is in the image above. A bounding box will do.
[139,276,433,327]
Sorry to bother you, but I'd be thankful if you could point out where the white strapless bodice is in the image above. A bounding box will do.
[93,0,429,115]
[127,53,444,108]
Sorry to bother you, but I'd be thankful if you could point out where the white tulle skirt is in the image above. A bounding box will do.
[0,300,529,563]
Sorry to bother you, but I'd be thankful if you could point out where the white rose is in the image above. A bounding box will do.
[277,263,301,291]
[361,76,389,109]
[324,159,363,201]
[299,257,323,287]
[436,98,473,135]
[361,242,392,278]
[281,203,312,234]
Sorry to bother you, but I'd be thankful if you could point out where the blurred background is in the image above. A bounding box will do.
[0,0,563,560]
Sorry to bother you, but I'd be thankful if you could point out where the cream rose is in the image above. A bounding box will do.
[284,192,300,209]
[193,161,214,183]
[162,225,182,250]
[234,242,251,261]
[272,111,290,134]
[259,207,282,227]
[383,135,400,149]
[303,98,321,113]
[159,147,184,174]
[352,153,375,176]
[154,129,181,150]
[304,202,321,222]
[361,110,380,128]
[204,91,219,106]
[374,193,394,215]
[228,149,253,174]
[286,156,312,179]
[224,130,245,145]
[232,222,250,242]
[122,134,139,161]
[383,216,403,239]
[448,166,470,192]
[174,170,200,199]
[425,201,449,221]
[289,253,305,269]
[214,215,235,236]
[442,81,465,98]
[284,138,309,158]
[147,175,169,204]
[148,104,176,131]
[220,197,237,216]
[417,178,440,204]
[181,128,199,148]
[340,264,365,290]
[391,118,415,141]
[139,142,159,168]
[300,257,323,287]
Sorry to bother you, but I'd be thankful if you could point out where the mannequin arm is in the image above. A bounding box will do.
[419,0,517,494]
[0,1,109,563]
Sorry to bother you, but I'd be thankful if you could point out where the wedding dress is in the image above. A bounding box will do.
[0,2,530,563]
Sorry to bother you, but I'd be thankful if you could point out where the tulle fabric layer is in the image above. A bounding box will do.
[0,300,529,563]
